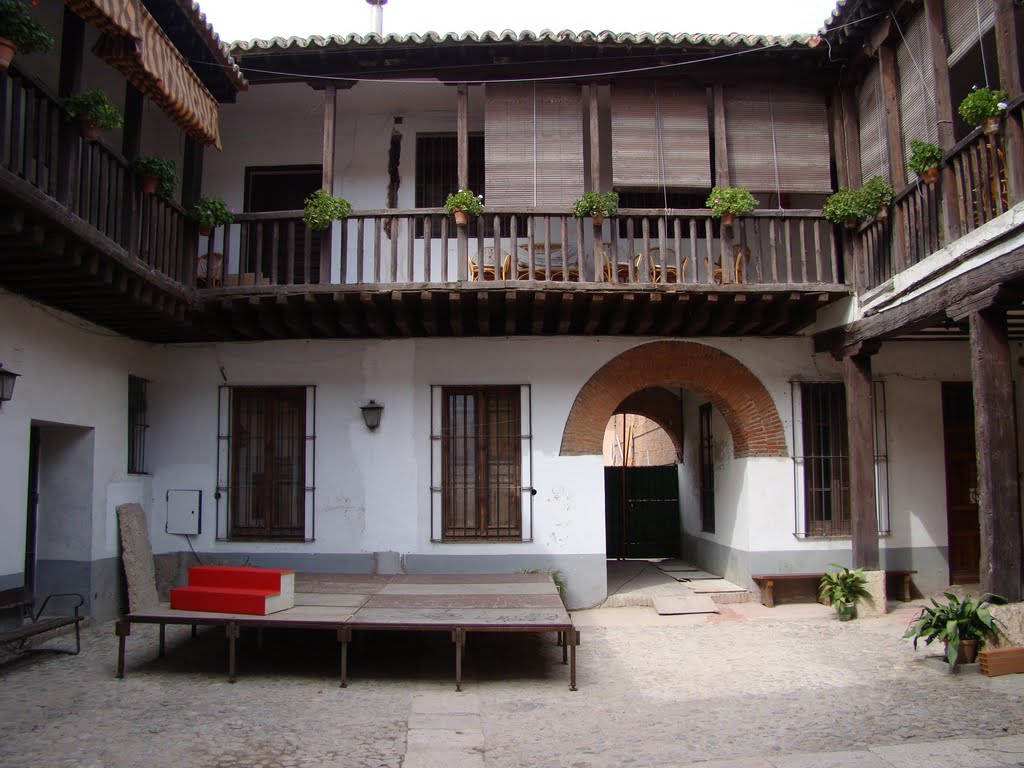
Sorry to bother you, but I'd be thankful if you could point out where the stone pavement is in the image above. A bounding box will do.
[1,596,1023,768]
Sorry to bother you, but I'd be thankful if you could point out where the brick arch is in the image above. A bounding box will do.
[561,341,788,458]
[615,388,685,462]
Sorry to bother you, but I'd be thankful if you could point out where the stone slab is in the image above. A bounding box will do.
[768,749,895,768]
[651,595,720,615]
[117,503,160,613]
[656,560,701,572]
[958,736,1024,765]
[407,729,484,751]
[401,750,484,768]
[411,692,481,715]
[688,579,749,593]
[869,741,1003,768]
[407,714,483,731]
[666,570,720,581]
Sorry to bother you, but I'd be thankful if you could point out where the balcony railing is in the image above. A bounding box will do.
[861,97,1021,290]
[0,65,191,286]
[203,208,841,289]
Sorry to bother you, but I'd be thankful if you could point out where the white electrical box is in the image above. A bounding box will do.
[166,489,202,535]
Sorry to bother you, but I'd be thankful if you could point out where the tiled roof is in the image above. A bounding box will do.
[232,29,820,55]
[182,0,248,90]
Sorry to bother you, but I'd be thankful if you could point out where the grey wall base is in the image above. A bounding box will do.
[28,557,123,621]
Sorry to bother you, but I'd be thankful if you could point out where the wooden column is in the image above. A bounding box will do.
[844,349,880,571]
[456,84,469,281]
[122,85,144,255]
[879,45,908,273]
[588,83,601,192]
[969,306,1022,601]
[924,0,962,242]
[841,88,864,188]
[995,0,1024,203]
[712,85,729,186]
[55,8,84,206]
[181,138,204,287]
[321,85,337,282]
[838,87,863,291]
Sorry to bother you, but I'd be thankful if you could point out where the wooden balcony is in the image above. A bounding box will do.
[193,208,848,339]
[0,65,199,341]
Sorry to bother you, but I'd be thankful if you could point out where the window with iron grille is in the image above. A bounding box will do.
[216,386,316,541]
[430,385,532,541]
[415,134,485,237]
[127,376,149,474]
[791,381,889,537]
[698,403,715,534]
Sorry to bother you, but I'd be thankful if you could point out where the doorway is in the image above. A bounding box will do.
[942,382,980,584]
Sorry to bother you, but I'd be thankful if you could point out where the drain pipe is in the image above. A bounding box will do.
[366,0,387,36]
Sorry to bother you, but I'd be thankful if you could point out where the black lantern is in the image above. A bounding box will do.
[360,400,384,431]
[0,364,19,408]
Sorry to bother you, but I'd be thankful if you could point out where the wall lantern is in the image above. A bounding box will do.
[360,400,384,431]
[0,363,19,409]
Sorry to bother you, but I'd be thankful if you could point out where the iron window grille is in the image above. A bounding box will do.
[216,385,317,541]
[430,384,533,542]
[127,375,149,474]
[790,380,889,538]
[698,402,716,534]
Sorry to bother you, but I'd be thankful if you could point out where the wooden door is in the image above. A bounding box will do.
[605,466,680,559]
[942,383,980,583]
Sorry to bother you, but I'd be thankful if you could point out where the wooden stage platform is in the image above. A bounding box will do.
[115,573,579,690]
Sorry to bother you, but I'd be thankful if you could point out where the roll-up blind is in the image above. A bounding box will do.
[611,82,711,188]
[897,10,938,161]
[485,83,584,206]
[857,61,889,182]
[944,0,995,66]
[724,84,832,194]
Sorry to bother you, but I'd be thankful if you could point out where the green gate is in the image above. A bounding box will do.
[605,465,681,559]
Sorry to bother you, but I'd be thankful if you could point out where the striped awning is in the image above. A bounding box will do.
[65,0,222,149]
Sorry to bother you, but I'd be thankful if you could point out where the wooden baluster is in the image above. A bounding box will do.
[626,217,635,283]
[338,218,348,284]
[703,218,714,284]
[477,218,485,280]
[527,217,536,280]
[574,217,584,281]
[372,217,381,283]
[390,217,399,283]
[673,218,682,284]
[356,218,365,284]
[560,215,569,281]
[221,221,232,286]
[424,216,433,282]
[255,221,264,283]
[641,217,651,284]
[687,219,697,283]
[509,215,518,279]
[405,217,414,282]
[304,225,313,285]
[812,219,823,283]
[270,221,280,286]
[798,218,808,284]
[783,219,793,283]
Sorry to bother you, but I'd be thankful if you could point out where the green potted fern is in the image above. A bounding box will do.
[64,89,123,142]
[860,176,895,221]
[903,592,999,666]
[189,196,233,236]
[907,140,943,185]
[705,186,758,227]
[0,0,54,71]
[444,188,484,227]
[572,191,619,225]
[132,156,178,199]
[958,86,1009,135]
[822,188,865,229]
[818,564,871,621]
[302,188,352,232]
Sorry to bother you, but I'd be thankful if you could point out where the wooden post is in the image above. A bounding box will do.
[878,45,908,272]
[322,84,337,282]
[923,0,962,242]
[456,84,469,281]
[844,350,880,571]
[589,83,601,192]
[841,88,864,188]
[122,85,144,255]
[712,84,729,186]
[969,307,1022,602]
[55,8,84,206]
[181,138,204,287]
[994,0,1024,203]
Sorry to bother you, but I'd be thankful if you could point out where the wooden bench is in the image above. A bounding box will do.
[752,570,917,608]
[0,587,84,654]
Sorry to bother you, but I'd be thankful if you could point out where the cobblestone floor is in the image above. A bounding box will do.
[1,600,1022,768]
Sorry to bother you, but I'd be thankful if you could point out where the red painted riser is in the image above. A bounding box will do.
[170,585,280,615]
[186,565,294,591]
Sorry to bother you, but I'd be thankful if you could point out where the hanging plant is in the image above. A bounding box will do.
[822,188,866,228]
[63,89,123,141]
[859,176,894,220]
[906,139,943,184]
[705,186,758,226]
[0,0,55,71]
[572,191,619,224]
[302,188,352,232]
[189,196,233,235]
[132,156,178,199]
[957,86,1009,133]
[444,188,484,226]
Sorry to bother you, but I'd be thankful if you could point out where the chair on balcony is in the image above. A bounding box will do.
[648,247,691,284]
[597,243,644,283]
[515,243,579,281]
[196,252,224,287]
[469,248,512,280]
[706,245,752,284]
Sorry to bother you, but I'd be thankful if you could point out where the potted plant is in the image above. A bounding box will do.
[572,191,619,225]
[958,85,1009,135]
[444,188,484,227]
[189,196,233,236]
[902,592,999,667]
[859,176,895,221]
[907,139,944,185]
[705,186,758,227]
[132,156,178,199]
[63,89,123,141]
[822,187,866,229]
[302,188,352,232]
[818,564,871,621]
[0,0,54,71]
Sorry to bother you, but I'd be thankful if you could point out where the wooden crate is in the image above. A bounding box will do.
[979,646,1024,677]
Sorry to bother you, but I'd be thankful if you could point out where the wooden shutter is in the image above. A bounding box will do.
[944,0,995,66]
[724,84,832,194]
[858,61,889,182]
[485,83,584,206]
[611,81,711,188]
[897,10,938,161]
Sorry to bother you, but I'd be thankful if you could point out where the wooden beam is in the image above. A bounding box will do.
[531,291,548,334]
[55,8,84,206]
[322,84,337,193]
[878,46,906,190]
[844,352,880,571]
[122,84,144,255]
[947,284,1024,322]
[970,307,1022,601]
[841,88,863,188]
[457,84,469,189]
[923,0,962,243]
[994,0,1024,202]
[831,87,852,188]
[589,83,601,191]
[181,138,204,288]
[864,15,893,57]
[712,85,729,186]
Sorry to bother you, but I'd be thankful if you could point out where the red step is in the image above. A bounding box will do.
[170,585,282,615]
[186,565,294,591]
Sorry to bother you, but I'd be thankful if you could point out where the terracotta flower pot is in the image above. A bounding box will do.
[843,217,858,230]
[0,37,16,72]
[920,166,940,185]
[982,116,1000,136]
[198,225,213,237]
[141,174,160,195]
[453,209,469,227]
[957,639,978,664]
[720,213,736,228]
[592,212,605,226]
[79,117,101,142]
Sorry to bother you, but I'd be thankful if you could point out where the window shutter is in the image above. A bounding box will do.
[897,10,938,162]
[944,0,995,66]
[611,82,711,188]
[724,84,832,194]
[857,61,889,182]
[485,83,584,206]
